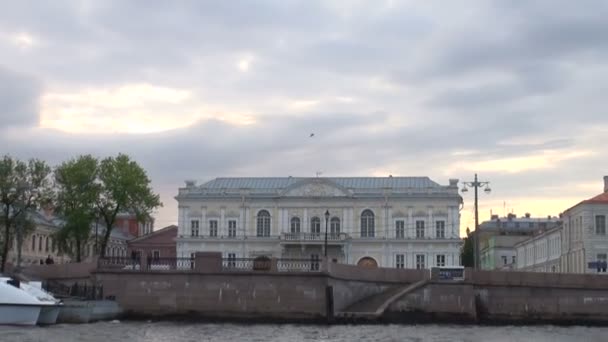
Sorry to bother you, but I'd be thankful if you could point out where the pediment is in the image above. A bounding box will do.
[281,179,351,197]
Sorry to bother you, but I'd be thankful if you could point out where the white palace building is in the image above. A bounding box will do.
[175,177,463,269]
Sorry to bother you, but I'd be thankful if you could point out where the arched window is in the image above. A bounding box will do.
[311,217,321,235]
[38,236,43,251]
[330,217,340,235]
[45,237,49,252]
[290,217,301,233]
[256,210,271,237]
[361,210,375,237]
[31,235,36,251]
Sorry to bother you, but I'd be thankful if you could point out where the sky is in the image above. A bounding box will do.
[1,0,607,235]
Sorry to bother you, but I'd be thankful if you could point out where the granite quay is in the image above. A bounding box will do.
[92,252,608,325]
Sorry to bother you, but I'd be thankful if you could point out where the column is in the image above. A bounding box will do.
[427,206,433,239]
[201,207,207,235]
[447,206,453,239]
[245,207,250,236]
[178,206,185,236]
[303,208,308,233]
[452,206,459,238]
[220,207,226,237]
[239,205,244,237]
[273,206,279,235]
[341,208,346,235]
[387,206,393,239]
[407,207,413,238]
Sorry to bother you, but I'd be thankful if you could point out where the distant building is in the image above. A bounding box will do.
[114,212,155,238]
[176,176,463,269]
[515,225,562,272]
[478,213,561,270]
[480,235,530,270]
[560,176,608,274]
[128,225,177,260]
[8,210,70,266]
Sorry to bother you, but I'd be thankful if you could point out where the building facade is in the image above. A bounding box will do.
[560,176,608,274]
[515,226,562,272]
[477,213,561,270]
[128,225,177,259]
[480,235,530,270]
[8,210,70,266]
[175,177,463,269]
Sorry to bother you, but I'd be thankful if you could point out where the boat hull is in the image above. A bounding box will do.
[0,304,41,326]
[38,305,61,325]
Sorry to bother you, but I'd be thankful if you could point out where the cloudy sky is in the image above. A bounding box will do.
[1,0,607,234]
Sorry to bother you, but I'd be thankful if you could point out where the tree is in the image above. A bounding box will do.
[54,155,99,262]
[461,227,474,267]
[0,155,52,272]
[96,154,161,257]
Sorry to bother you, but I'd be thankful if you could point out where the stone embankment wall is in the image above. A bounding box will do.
[93,254,608,324]
[471,270,608,324]
[97,271,329,321]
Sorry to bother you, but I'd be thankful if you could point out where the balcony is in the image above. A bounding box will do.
[280,232,349,245]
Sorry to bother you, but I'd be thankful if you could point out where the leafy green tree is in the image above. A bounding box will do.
[96,154,161,257]
[0,155,53,272]
[461,228,474,267]
[54,155,99,262]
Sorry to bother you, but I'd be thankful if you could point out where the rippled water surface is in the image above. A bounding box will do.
[1,322,608,342]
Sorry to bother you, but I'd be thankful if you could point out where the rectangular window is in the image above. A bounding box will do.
[436,254,446,267]
[153,250,160,260]
[396,254,405,268]
[416,254,425,269]
[416,221,425,238]
[311,254,320,271]
[191,220,199,237]
[395,220,405,239]
[209,220,218,237]
[596,215,606,235]
[228,220,237,238]
[501,256,507,265]
[435,221,445,239]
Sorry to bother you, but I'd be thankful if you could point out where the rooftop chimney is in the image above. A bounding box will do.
[604,176,608,193]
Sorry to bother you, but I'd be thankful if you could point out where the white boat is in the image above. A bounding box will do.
[0,279,42,326]
[20,281,62,325]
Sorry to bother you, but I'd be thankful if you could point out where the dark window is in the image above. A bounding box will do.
[256,210,271,237]
[361,210,375,237]
[290,217,301,233]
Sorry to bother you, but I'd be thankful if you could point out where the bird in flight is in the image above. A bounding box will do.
[310,133,315,137]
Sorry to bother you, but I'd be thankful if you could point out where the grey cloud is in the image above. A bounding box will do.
[1,0,608,225]
[0,67,41,128]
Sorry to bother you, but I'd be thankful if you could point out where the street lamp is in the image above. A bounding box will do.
[324,210,330,258]
[461,174,491,270]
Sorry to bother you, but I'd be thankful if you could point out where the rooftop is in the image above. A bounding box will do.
[201,177,442,190]
[178,176,460,198]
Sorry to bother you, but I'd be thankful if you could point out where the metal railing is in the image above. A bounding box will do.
[97,256,140,269]
[282,232,348,241]
[97,256,195,271]
[98,256,320,273]
[222,257,272,271]
[277,258,320,272]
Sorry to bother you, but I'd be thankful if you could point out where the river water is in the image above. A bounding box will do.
[1,322,607,342]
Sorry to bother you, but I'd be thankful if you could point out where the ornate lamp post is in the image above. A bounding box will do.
[461,174,491,270]
[324,210,330,258]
